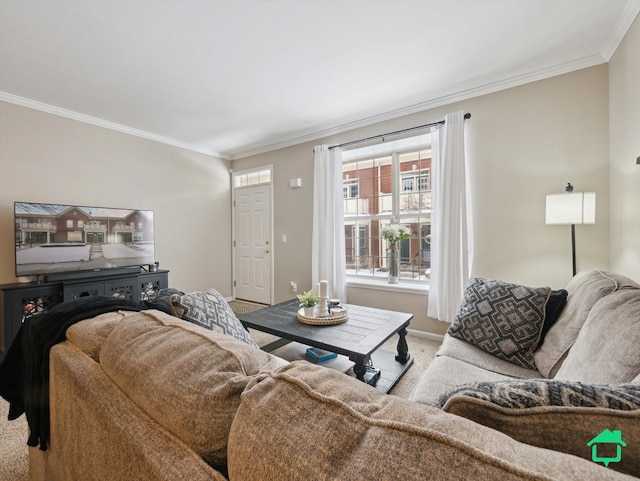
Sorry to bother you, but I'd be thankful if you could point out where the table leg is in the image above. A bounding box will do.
[395,327,412,364]
[352,356,367,382]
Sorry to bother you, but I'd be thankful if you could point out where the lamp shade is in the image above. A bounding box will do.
[545,192,596,225]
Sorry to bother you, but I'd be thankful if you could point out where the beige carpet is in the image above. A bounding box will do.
[0,302,441,480]
[228,299,270,314]
[0,398,30,481]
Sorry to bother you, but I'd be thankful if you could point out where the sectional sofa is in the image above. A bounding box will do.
[20,270,640,480]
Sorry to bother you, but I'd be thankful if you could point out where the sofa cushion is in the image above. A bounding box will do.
[534,270,639,378]
[99,310,281,470]
[227,361,626,481]
[437,380,640,477]
[437,334,542,379]
[409,355,533,406]
[553,289,640,383]
[448,277,551,369]
[169,289,258,347]
[65,311,134,361]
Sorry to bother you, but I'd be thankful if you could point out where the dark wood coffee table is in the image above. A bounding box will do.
[238,298,414,393]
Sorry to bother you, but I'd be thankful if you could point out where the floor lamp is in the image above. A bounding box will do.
[546,183,596,276]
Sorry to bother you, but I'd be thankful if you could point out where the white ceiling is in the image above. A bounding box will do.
[1,1,638,160]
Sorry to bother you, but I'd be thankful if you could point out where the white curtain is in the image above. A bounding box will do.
[427,111,473,322]
[312,145,347,302]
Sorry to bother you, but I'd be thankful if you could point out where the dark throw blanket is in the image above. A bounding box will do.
[0,296,144,450]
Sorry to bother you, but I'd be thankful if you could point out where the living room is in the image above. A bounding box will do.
[1,2,639,480]
[1,2,638,338]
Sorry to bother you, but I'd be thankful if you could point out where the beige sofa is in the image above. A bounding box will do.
[410,269,640,477]
[29,271,639,480]
[411,269,640,404]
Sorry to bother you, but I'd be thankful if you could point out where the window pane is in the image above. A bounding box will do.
[345,220,379,277]
[395,217,431,281]
[343,157,392,217]
[402,177,414,192]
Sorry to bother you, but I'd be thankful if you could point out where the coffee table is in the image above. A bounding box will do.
[238,298,414,393]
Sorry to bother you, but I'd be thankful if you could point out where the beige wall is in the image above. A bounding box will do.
[609,14,640,280]
[234,65,611,335]
[2,40,635,336]
[0,102,233,295]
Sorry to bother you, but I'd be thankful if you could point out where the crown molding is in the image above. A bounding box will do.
[0,92,228,160]
[228,54,606,160]
[601,0,640,61]
[0,48,613,162]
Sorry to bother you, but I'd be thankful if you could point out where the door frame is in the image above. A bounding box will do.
[231,165,274,305]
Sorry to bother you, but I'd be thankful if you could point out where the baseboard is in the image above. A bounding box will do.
[406,328,444,343]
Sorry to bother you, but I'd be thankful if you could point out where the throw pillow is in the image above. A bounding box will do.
[437,379,640,411]
[448,277,551,369]
[437,380,640,477]
[170,289,258,348]
[539,289,568,345]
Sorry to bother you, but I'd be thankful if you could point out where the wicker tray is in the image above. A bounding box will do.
[297,307,348,326]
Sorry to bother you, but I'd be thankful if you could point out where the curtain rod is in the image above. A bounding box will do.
[328,112,471,150]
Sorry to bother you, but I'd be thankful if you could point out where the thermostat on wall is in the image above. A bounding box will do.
[290,178,302,188]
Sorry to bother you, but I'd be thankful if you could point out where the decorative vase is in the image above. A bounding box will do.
[303,305,317,318]
[387,245,400,284]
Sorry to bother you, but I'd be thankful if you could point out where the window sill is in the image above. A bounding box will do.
[346,277,429,295]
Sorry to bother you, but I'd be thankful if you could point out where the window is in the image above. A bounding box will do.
[401,169,430,192]
[233,168,271,188]
[343,179,359,198]
[342,133,432,284]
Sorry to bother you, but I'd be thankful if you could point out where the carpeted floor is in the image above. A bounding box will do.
[0,301,441,480]
[228,299,270,314]
[0,398,29,481]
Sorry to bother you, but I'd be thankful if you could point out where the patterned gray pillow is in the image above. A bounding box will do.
[170,289,258,348]
[437,379,640,477]
[448,277,551,369]
[437,379,640,410]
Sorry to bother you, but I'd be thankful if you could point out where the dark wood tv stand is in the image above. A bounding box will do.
[0,269,169,357]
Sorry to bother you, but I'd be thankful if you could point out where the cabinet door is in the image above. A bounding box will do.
[139,272,168,301]
[3,285,62,352]
[103,278,136,300]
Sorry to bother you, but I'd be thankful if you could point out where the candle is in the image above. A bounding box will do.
[319,280,328,298]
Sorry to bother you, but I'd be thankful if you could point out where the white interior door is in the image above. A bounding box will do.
[234,184,272,304]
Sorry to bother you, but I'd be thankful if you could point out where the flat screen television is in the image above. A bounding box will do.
[14,202,155,278]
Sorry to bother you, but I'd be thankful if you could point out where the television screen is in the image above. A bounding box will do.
[14,202,155,277]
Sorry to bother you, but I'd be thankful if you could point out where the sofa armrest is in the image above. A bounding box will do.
[32,342,226,481]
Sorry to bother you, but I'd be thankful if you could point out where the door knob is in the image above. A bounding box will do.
[264,248,270,254]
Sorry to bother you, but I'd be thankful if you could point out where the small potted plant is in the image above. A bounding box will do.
[297,289,319,317]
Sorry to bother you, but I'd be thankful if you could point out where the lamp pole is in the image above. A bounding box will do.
[565,183,577,277]
[571,223,577,277]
